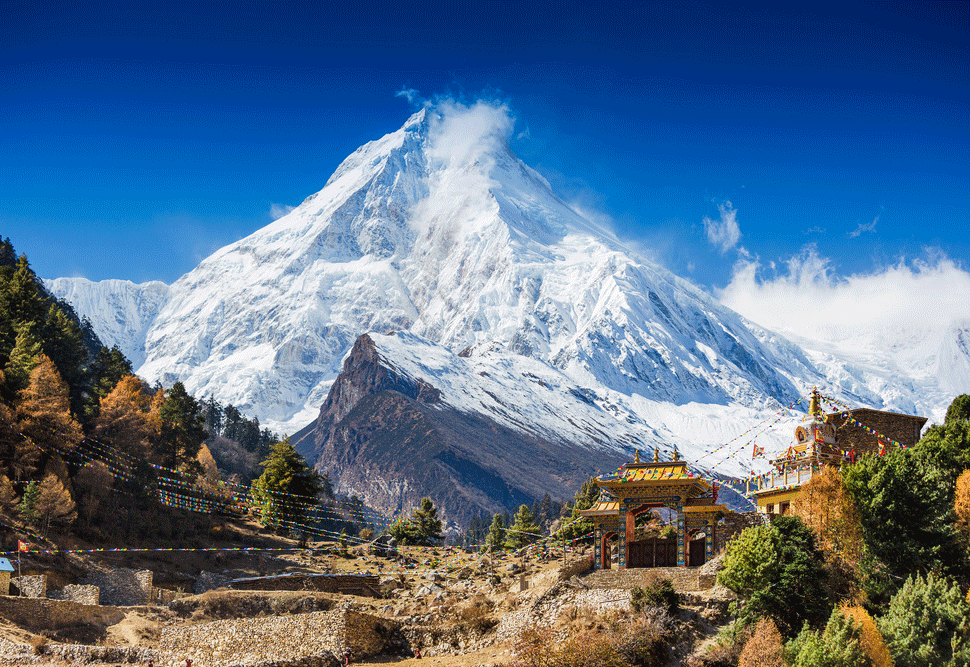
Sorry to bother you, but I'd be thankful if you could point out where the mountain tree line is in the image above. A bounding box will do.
[0,236,328,545]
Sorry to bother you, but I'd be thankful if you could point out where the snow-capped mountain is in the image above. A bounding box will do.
[48,102,970,499]
[44,277,170,368]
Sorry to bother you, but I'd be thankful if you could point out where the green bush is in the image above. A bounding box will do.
[631,575,679,616]
[718,516,830,637]
[786,607,871,667]
[878,571,970,667]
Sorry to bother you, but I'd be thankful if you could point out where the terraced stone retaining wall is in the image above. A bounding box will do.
[82,567,152,606]
[0,596,125,631]
[11,574,46,598]
[156,605,399,667]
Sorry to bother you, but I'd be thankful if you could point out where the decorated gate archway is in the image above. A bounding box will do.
[581,449,729,569]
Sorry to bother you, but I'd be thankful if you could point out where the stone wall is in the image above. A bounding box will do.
[156,605,399,667]
[229,573,379,597]
[831,409,926,456]
[82,567,153,606]
[195,571,232,594]
[0,571,9,596]
[11,574,46,598]
[581,566,714,593]
[557,554,593,581]
[0,596,125,631]
[48,584,100,605]
[716,512,762,553]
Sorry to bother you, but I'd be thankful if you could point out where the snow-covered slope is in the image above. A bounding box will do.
[49,102,970,477]
[44,277,170,367]
[128,106,812,435]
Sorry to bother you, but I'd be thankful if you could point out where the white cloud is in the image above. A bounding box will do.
[270,203,295,220]
[717,244,970,344]
[703,201,741,254]
[395,87,421,104]
[849,215,879,238]
[426,99,515,169]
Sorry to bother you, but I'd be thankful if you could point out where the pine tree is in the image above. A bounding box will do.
[0,255,47,358]
[155,382,207,474]
[484,513,506,552]
[785,608,871,667]
[18,480,39,523]
[718,516,830,637]
[251,438,324,531]
[17,355,83,454]
[35,473,76,536]
[878,571,970,667]
[3,322,42,396]
[388,497,444,546]
[93,375,153,458]
[90,346,133,398]
[556,477,599,542]
[505,504,541,550]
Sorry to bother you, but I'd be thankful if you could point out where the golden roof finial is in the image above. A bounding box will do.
[653,447,660,463]
[808,387,822,420]
[634,449,640,464]
[673,445,680,460]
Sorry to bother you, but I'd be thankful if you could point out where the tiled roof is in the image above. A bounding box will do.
[580,500,621,515]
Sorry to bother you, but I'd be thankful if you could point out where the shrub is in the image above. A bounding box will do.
[718,516,830,637]
[455,595,497,634]
[785,607,870,667]
[738,618,785,667]
[29,634,48,655]
[878,571,970,667]
[631,575,679,615]
[512,610,673,667]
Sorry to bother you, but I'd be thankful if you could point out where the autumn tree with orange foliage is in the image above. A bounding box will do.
[93,374,153,458]
[955,469,970,548]
[35,473,76,537]
[790,465,864,570]
[17,355,82,455]
[737,618,785,667]
[839,604,894,667]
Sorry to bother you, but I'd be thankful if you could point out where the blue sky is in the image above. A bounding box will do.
[1,0,967,301]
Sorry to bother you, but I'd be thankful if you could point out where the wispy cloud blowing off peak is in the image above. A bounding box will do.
[717,245,970,344]
[426,99,515,169]
[703,202,741,254]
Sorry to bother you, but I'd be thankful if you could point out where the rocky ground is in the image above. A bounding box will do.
[0,542,737,667]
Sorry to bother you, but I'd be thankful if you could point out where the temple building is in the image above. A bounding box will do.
[748,389,926,515]
[580,448,730,569]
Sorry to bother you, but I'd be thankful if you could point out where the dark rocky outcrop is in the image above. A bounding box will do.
[292,334,623,524]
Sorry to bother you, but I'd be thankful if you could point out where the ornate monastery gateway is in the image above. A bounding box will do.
[580,448,729,570]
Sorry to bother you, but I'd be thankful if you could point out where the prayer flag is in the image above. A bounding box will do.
[18,540,28,552]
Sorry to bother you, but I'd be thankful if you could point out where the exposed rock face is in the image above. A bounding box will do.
[293,334,623,524]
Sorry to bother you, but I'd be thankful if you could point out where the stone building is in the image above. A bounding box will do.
[748,389,927,515]
[0,558,13,595]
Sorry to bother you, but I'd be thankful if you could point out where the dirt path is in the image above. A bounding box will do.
[353,643,512,666]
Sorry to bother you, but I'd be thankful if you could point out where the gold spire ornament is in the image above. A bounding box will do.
[634,449,640,464]
[654,447,660,463]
